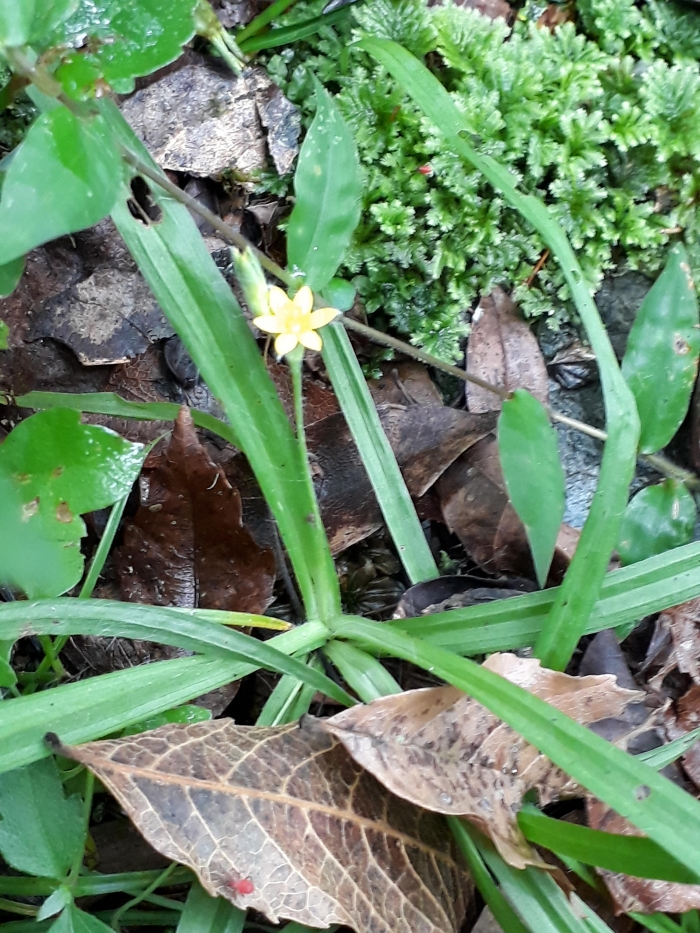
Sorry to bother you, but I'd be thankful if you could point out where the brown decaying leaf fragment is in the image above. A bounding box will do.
[647,597,700,687]
[586,800,700,914]
[666,683,700,789]
[50,721,471,933]
[116,407,275,614]
[321,654,640,868]
[465,288,549,414]
[436,436,578,581]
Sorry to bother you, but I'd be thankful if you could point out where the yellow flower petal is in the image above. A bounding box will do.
[275,332,299,356]
[299,330,323,352]
[254,314,285,334]
[309,307,340,329]
[293,285,313,315]
[268,286,293,315]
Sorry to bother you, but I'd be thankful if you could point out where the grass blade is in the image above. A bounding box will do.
[359,37,640,670]
[518,805,696,882]
[101,99,340,623]
[392,540,700,654]
[498,390,565,587]
[448,818,529,933]
[286,82,361,292]
[322,323,438,583]
[0,601,351,707]
[15,391,239,447]
[0,620,333,774]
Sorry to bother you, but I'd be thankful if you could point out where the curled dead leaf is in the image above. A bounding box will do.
[320,654,640,868]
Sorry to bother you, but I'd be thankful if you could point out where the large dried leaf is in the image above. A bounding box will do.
[116,407,275,614]
[466,289,549,414]
[586,800,700,914]
[49,721,471,933]
[321,654,639,868]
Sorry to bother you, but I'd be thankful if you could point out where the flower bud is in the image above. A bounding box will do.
[231,247,269,318]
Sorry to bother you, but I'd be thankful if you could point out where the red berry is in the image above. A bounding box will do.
[417,164,433,175]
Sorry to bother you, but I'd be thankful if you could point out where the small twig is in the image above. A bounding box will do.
[119,149,297,288]
[524,248,550,288]
[119,150,700,489]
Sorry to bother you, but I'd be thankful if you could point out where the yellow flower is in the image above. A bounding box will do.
[255,285,339,356]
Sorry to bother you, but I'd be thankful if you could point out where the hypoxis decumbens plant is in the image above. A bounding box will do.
[3,2,700,932]
[266,0,700,359]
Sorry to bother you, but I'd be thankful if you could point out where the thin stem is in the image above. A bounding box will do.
[80,493,130,600]
[119,149,296,288]
[67,771,94,887]
[110,863,177,931]
[237,0,301,43]
[123,149,700,490]
[289,354,329,581]
[341,316,509,399]
[209,33,244,76]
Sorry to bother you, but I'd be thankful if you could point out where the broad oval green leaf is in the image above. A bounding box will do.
[0,0,78,47]
[286,82,362,292]
[498,389,565,587]
[50,903,115,933]
[0,321,8,350]
[54,0,198,96]
[0,758,84,878]
[0,108,124,266]
[0,408,144,597]
[0,256,24,299]
[29,0,79,45]
[0,0,34,47]
[617,478,696,566]
[323,277,356,312]
[622,243,700,454]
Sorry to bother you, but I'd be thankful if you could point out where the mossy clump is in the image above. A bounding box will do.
[264,0,700,360]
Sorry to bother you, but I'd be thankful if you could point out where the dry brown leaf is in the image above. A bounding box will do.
[320,654,640,868]
[664,684,700,789]
[49,721,471,933]
[465,288,549,414]
[436,436,577,581]
[650,598,700,686]
[586,800,700,914]
[116,407,275,614]
[307,404,494,554]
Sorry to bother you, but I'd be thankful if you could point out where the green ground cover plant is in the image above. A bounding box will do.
[2,2,700,933]
[264,0,700,359]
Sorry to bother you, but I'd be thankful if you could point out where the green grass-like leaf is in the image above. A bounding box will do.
[0,618,334,775]
[322,323,438,584]
[498,390,565,587]
[518,804,696,882]
[101,100,340,623]
[359,36,640,670]
[622,243,700,454]
[287,80,362,292]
